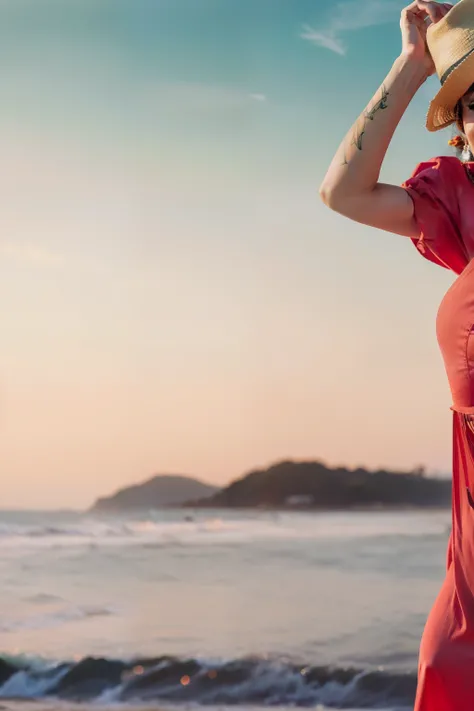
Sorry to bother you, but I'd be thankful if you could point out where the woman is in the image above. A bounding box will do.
[321,1,474,709]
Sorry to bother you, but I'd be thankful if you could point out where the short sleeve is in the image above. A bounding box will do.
[402,156,468,275]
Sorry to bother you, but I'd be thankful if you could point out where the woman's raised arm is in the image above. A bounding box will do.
[319,1,452,237]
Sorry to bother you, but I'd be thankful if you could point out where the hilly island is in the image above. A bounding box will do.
[90,460,451,512]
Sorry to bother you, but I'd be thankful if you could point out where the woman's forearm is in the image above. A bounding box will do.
[320,54,429,209]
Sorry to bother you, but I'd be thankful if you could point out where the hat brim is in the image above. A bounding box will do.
[426,51,474,132]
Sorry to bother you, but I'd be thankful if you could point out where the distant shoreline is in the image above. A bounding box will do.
[180,502,451,512]
[0,503,451,515]
[85,463,452,514]
[88,502,451,515]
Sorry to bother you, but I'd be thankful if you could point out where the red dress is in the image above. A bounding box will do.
[403,156,474,710]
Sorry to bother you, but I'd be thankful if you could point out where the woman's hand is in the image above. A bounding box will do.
[319,2,452,235]
[401,1,453,75]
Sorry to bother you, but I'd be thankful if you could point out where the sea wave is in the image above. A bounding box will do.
[0,653,416,708]
[0,605,115,633]
[0,511,450,552]
[0,517,286,549]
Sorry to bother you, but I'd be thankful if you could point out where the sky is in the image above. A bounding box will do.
[1,0,462,510]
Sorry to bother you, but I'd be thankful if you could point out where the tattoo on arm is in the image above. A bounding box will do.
[341,83,389,165]
[352,117,366,151]
[365,84,389,121]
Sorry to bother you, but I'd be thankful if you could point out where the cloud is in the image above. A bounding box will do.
[0,242,64,267]
[301,0,401,55]
[300,25,346,55]
[248,93,267,103]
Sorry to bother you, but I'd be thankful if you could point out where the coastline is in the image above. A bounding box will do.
[180,502,450,512]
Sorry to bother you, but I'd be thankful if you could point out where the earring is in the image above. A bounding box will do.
[462,142,473,162]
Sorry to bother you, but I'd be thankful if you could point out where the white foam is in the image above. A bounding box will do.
[0,509,451,554]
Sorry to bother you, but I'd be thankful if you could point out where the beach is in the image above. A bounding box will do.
[0,508,451,711]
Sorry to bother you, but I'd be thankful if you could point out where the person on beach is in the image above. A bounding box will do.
[321,0,474,708]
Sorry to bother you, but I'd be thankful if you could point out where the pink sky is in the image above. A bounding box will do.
[0,0,457,509]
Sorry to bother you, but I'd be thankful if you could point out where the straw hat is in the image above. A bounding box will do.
[426,0,474,131]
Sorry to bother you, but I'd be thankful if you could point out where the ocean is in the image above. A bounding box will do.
[0,508,452,711]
